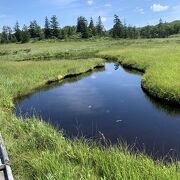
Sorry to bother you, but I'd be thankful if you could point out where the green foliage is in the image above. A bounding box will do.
[140,20,180,38]
[96,16,104,37]
[44,16,51,39]
[77,16,89,38]
[127,26,139,39]
[88,17,96,37]
[29,20,43,39]
[21,25,30,43]
[50,15,59,38]
[112,15,123,38]
[1,26,16,43]
[14,21,22,42]
[60,26,77,39]
[1,16,180,44]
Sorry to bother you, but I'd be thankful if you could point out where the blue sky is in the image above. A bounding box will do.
[0,0,180,30]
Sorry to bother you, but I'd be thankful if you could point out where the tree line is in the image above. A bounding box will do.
[0,15,180,44]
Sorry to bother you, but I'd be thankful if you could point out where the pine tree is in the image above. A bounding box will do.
[14,21,22,42]
[50,15,59,38]
[21,25,30,43]
[112,15,123,38]
[88,17,96,37]
[29,20,42,38]
[44,16,51,38]
[76,16,89,38]
[96,16,104,36]
[123,20,128,38]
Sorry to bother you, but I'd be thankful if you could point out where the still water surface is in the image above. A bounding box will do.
[15,63,180,159]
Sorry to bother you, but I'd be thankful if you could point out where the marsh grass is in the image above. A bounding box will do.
[0,40,118,61]
[1,112,180,180]
[0,38,180,179]
[98,38,180,104]
[0,59,104,108]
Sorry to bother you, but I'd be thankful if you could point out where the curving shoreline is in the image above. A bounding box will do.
[98,54,180,106]
[13,64,105,104]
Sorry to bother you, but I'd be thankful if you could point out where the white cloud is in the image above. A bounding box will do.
[91,75,97,79]
[151,4,169,12]
[104,4,112,7]
[135,7,145,14]
[101,17,107,22]
[87,0,93,6]
[57,82,104,114]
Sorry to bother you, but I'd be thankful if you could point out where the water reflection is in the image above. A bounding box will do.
[15,67,105,102]
[144,93,180,116]
[15,63,180,160]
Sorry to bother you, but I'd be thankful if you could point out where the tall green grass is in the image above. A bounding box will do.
[1,39,171,61]
[0,40,118,61]
[98,39,180,104]
[1,112,180,180]
[0,59,104,108]
[0,38,180,179]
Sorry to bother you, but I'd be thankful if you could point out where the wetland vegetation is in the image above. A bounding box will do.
[0,38,180,179]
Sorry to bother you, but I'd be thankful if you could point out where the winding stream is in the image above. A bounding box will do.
[15,63,180,159]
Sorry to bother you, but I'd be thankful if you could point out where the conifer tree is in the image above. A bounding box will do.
[96,16,104,36]
[76,16,89,38]
[44,16,51,38]
[50,15,59,38]
[14,21,22,42]
[88,17,96,37]
[21,25,30,43]
[112,15,123,38]
[123,20,128,38]
[29,20,42,38]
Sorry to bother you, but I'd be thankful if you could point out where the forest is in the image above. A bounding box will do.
[1,15,180,44]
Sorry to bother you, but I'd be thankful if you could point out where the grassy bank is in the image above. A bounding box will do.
[0,40,117,61]
[98,38,180,104]
[1,113,180,179]
[0,38,180,179]
[0,59,104,109]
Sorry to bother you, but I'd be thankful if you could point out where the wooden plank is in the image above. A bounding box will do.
[0,164,6,171]
[0,159,5,180]
[0,134,10,165]
[0,134,14,180]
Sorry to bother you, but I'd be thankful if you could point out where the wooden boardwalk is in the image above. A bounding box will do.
[0,134,14,180]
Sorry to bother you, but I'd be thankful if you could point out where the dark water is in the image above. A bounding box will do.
[15,63,180,159]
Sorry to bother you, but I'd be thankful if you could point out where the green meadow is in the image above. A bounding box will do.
[0,38,180,179]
